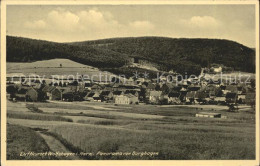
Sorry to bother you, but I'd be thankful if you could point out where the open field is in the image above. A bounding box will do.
[7,124,56,160]
[7,59,116,80]
[6,100,255,160]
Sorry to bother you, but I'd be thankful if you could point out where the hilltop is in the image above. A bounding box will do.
[7,36,255,76]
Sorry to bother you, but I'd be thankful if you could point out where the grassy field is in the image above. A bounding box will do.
[7,124,56,160]
[6,100,256,160]
[7,59,116,80]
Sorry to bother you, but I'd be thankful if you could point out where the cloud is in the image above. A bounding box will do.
[45,10,80,32]
[181,16,221,28]
[22,8,155,40]
[129,21,154,31]
[24,20,46,29]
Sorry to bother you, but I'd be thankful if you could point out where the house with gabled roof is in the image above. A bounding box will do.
[245,92,255,107]
[114,94,139,105]
[91,84,104,91]
[42,85,56,100]
[168,91,181,104]
[84,92,95,101]
[14,86,30,101]
[223,85,237,94]
[124,90,139,97]
[225,92,237,104]
[161,83,175,94]
[26,87,46,102]
[113,90,124,98]
[149,91,163,104]
[100,90,113,102]
[185,91,196,103]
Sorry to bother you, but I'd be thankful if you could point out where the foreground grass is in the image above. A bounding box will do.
[7,124,56,160]
[7,111,73,122]
[49,121,255,160]
[7,102,256,160]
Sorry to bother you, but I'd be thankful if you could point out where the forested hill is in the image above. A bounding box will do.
[6,36,128,69]
[7,36,255,75]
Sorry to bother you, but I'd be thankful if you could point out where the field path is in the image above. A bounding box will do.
[38,132,81,160]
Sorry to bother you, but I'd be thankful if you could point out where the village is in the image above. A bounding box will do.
[6,64,256,111]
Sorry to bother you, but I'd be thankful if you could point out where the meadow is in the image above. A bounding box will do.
[6,100,255,160]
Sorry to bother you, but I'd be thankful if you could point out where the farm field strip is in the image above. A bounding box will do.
[7,118,150,133]
[39,107,165,119]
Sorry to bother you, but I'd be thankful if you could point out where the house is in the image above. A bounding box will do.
[168,91,181,104]
[214,97,226,105]
[194,91,207,103]
[207,85,222,98]
[124,90,139,97]
[91,84,104,91]
[14,87,29,101]
[6,84,17,97]
[113,91,124,98]
[185,91,196,103]
[245,92,255,107]
[187,85,200,91]
[84,92,95,101]
[114,94,139,105]
[161,83,175,94]
[42,85,56,100]
[103,85,113,91]
[84,81,92,90]
[196,112,222,118]
[237,94,246,104]
[225,92,237,104]
[223,85,237,94]
[100,90,113,102]
[50,88,63,100]
[146,83,156,91]
[26,87,45,102]
[93,92,101,101]
[62,92,74,101]
[122,84,140,91]
[84,91,101,101]
[236,86,243,95]
[149,91,163,104]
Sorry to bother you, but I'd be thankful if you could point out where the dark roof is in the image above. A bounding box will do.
[225,92,237,98]
[186,91,196,98]
[162,83,175,89]
[42,85,56,93]
[195,91,207,98]
[168,92,180,98]
[124,90,138,95]
[86,92,95,97]
[150,91,162,96]
[111,83,122,88]
[173,86,182,91]
[57,87,72,93]
[17,87,29,94]
[225,85,237,92]
[246,93,255,99]
[117,94,137,98]
[113,91,123,95]
[91,84,104,89]
[188,85,200,91]
[119,84,140,89]
[100,91,111,96]
[146,83,156,89]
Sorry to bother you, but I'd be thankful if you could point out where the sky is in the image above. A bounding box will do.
[6,5,256,47]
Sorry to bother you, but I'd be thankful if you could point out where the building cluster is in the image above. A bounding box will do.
[6,72,256,107]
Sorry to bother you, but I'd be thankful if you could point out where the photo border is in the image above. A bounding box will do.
[1,1,259,166]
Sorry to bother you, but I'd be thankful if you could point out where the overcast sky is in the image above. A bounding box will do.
[7,5,256,47]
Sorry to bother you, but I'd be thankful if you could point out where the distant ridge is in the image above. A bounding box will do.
[7,36,255,75]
